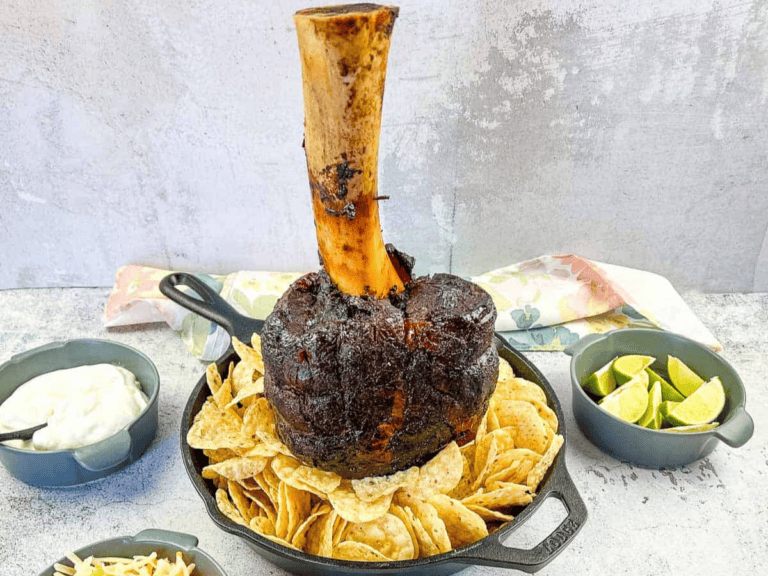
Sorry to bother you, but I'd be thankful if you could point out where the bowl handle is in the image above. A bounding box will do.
[132,529,199,550]
[563,333,607,357]
[714,406,754,448]
[8,340,67,364]
[74,430,132,471]
[451,463,587,573]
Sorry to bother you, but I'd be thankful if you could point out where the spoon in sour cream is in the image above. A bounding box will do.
[0,422,47,443]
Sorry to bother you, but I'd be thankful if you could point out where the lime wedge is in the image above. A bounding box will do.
[665,377,726,426]
[583,358,617,396]
[637,381,663,429]
[646,367,686,401]
[659,400,680,423]
[598,376,650,423]
[637,369,650,389]
[667,356,704,397]
[612,355,655,386]
[666,422,720,433]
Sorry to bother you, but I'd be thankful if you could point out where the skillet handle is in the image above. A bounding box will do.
[159,272,264,342]
[452,462,587,573]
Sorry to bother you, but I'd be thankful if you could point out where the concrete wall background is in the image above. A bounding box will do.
[1,0,766,292]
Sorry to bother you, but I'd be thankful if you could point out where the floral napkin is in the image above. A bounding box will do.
[104,255,721,361]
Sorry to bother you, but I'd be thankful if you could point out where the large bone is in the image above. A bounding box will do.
[294,4,405,298]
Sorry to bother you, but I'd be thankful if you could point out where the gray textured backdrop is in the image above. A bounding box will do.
[1,0,767,291]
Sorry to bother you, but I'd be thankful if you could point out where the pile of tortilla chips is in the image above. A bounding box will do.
[187,334,564,562]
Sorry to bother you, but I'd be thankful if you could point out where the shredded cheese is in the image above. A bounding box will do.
[53,551,196,576]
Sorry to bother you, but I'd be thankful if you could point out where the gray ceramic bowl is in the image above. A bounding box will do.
[565,328,754,468]
[37,529,227,576]
[0,339,159,486]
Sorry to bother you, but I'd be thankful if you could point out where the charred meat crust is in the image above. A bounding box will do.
[261,256,498,478]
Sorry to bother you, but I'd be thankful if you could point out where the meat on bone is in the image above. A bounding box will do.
[262,4,499,478]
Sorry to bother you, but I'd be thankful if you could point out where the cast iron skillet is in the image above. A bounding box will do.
[161,272,587,575]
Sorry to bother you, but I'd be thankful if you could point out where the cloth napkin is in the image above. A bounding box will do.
[104,254,722,361]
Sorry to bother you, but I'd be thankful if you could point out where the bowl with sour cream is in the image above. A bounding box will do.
[0,339,159,486]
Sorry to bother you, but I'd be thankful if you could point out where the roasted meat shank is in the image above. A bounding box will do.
[262,4,498,478]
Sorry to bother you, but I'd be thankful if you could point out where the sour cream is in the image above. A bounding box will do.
[0,364,148,451]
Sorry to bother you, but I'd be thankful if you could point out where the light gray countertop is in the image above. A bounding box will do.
[0,289,765,575]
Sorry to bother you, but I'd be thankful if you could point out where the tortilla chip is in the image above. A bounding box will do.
[237,476,260,491]
[273,480,312,542]
[475,411,488,443]
[244,486,277,523]
[498,356,515,381]
[260,533,300,550]
[464,504,516,523]
[304,508,338,557]
[226,377,264,409]
[242,397,275,438]
[291,504,331,549]
[241,402,291,457]
[526,434,564,491]
[397,504,439,558]
[228,480,257,523]
[284,482,313,542]
[472,433,498,490]
[216,488,247,527]
[395,492,451,554]
[389,505,420,559]
[231,353,259,386]
[447,451,475,500]
[475,428,516,478]
[530,398,559,432]
[254,467,281,505]
[239,443,280,459]
[203,456,268,481]
[486,406,501,432]
[352,466,419,503]
[428,494,488,548]
[343,513,415,561]
[216,362,237,409]
[251,333,265,371]
[250,515,276,536]
[333,540,391,562]
[205,362,224,396]
[461,483,533,510]
[332,514,348,548]
[274,481,291,539]
[485,449,540,487]
[409,442,463,499]
[187,398,252,451]
[232,336,265,375]
[460,439,476,460]
[494,376,548,406]
[328,482,393,523]
[494,401,548,454]
[203,447,237,464]
[272,453,341,496]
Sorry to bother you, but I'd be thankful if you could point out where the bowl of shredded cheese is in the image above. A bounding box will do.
[37,529,227,576]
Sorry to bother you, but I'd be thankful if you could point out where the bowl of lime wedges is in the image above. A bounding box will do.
[565,328,754,468]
